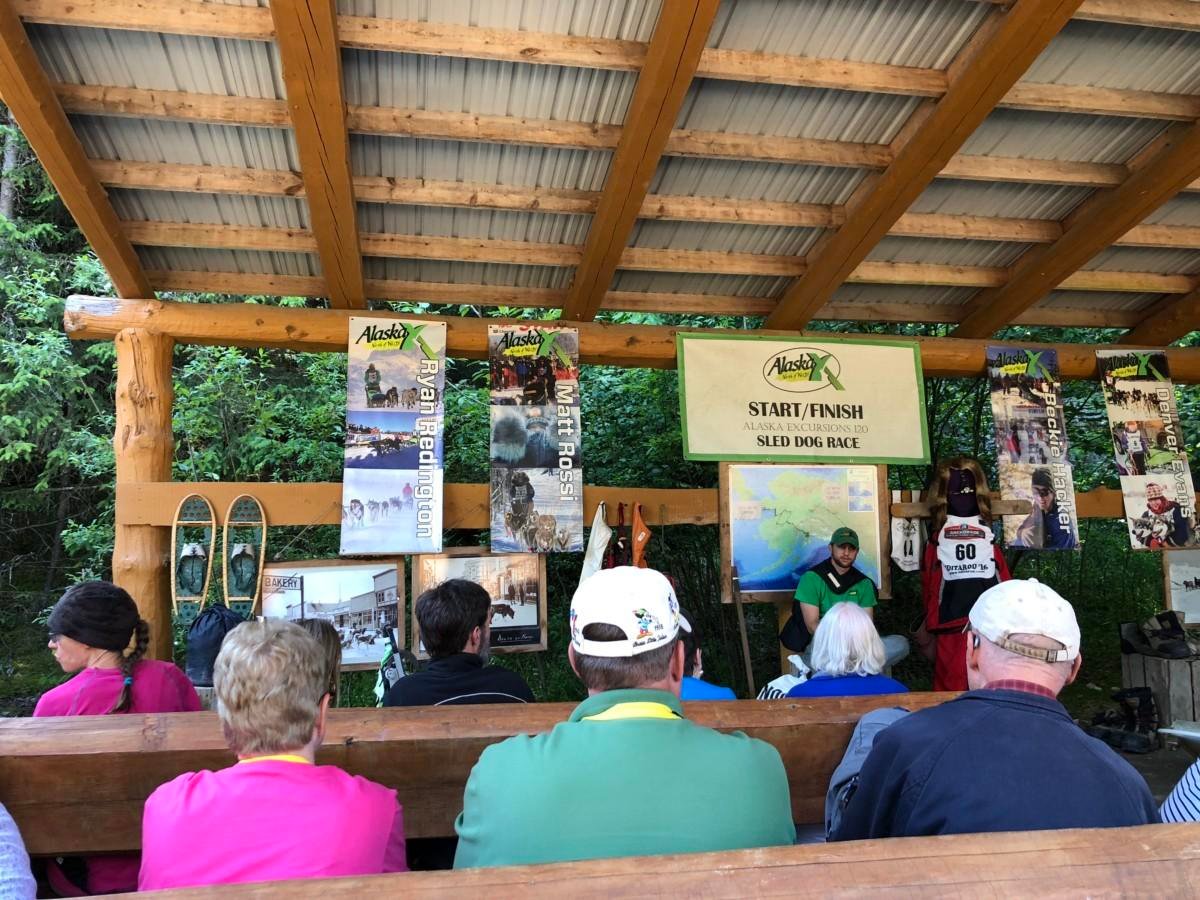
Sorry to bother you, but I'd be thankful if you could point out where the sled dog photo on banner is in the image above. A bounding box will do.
[488,324,583,553]
[341,317,446,555]
[986,346,1079,550]
[1097,349,1199,550]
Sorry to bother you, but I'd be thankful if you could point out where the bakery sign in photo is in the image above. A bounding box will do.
[676,333,929,465]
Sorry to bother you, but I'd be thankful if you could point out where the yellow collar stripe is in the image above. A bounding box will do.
[237,753,313,766]
[582,701,681,722]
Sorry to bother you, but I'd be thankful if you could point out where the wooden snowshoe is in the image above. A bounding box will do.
[223,494,267,618]
[171,494,216,627]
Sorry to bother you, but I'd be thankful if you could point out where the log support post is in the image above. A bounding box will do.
[113,328,175,659]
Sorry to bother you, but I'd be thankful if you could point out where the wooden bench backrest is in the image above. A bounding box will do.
[120,823,1200,898]
[0,694,949,855]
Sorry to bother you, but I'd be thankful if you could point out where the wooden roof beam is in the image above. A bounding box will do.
[143,270,1142,330]
[270,0,364,309]
[63,297,1200,382]
[60,83,1200,191]
[121,220,1197,292]
[954,119,1200,338]
[91,159,1200,247]
[0,3,152,297]
[764,0,1084,331]
[562,0,721,322]
[1119,285,1200,346]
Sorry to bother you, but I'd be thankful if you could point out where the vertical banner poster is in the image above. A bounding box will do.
[488,324,583,553]
[341,317,446,555]
[986,346,1079,549]
[1097,350,1199,549]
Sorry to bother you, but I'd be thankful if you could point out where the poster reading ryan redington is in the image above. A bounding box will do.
[488,325,583,553]
[341,318,446,555]
[987,346,1079,549]
[676,334,929,465]
[1097,349,1199,550]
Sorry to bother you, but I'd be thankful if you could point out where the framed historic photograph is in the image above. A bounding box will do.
[261,558,404,671]
[1163,549,1200,624]
[411,547,547,658]
[719,462,890,604]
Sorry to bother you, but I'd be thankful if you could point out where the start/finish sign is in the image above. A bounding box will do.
[677,333,930,464]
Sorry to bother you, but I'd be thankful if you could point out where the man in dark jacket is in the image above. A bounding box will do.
[383,579,533,707]
[831,578,1158,840]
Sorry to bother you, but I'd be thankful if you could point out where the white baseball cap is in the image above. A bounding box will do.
[968,578,1080,663]
[570,567,683,658]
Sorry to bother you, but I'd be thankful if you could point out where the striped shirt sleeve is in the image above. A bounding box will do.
[1161,759,1200,823]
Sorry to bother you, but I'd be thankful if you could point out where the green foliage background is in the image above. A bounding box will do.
[1,111,1194,717]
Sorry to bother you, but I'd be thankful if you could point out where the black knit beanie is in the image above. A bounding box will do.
[47,582,139,652]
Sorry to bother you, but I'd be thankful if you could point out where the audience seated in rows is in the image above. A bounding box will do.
[831,579,1159,841]
[139,619,407,890]
[34,582,201,895]
[679,605,736,700]
[296,617,342,705]
[383,579,534,707]
[453,566,795,868]
[787,602,909,699]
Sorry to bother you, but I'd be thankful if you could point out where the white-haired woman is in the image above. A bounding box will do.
[787,603,909,698]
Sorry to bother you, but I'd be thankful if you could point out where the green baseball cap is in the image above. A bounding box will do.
[830,527,859,549]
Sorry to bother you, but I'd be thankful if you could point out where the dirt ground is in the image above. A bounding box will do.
[1124,745,1194,804]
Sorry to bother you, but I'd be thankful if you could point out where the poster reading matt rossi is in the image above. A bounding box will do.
[341,317,446,555]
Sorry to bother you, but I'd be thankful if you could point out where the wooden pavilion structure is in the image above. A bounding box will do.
[3,0,1200,656]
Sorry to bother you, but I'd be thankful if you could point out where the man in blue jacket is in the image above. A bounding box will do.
[832,578,1158,840]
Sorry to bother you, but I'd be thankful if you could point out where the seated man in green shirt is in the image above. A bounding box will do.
[791,527,908,669]
[454,566,795,868]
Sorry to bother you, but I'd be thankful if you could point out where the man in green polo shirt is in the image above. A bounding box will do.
[454,567,794,868]
[790,527,908,668]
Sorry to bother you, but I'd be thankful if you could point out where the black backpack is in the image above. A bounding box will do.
[186,604,245,686]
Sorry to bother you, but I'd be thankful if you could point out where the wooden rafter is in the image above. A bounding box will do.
[119,220,1197,293]
[0,2,152,297]
[143,270,1144,330]
[90,159,1200,247]
[954,119,1200,338]
[55,83,1200,192]
[270,0,363,309]
[562,0,720,322]
[14,0,1200,118]
[764,0,1084,331]
[1120,286,1200,346]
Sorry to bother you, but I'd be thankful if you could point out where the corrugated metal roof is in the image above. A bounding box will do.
[676,80,921,144]
[136,246,321,277]
[628,221,821,255]
[1026,19,1200,94]
[610,270,788,297]
[1040,290,1165,312]
[29,24,282,96]
[342,52,636,122]
[338,0,662,41]
[959,109,1169,164]
[109,188,309,229]
[73,116,300,171]
[1143,195,1200,227]
[908,180,1091,221]
[825,283,975,309]
[707,0,988,68]
[866,236,1031,268]
[362,258,573,288]
[649,157,866,205]
[1081,247,1200,274]
[357,205,589,243]
[352,136,611,189]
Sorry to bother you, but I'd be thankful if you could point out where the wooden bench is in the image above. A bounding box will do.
[117,824,1200,898]
[0,694,948,857]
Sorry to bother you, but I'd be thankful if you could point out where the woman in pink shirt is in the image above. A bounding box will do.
[139,619,407,890]
[33,581,201,895]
